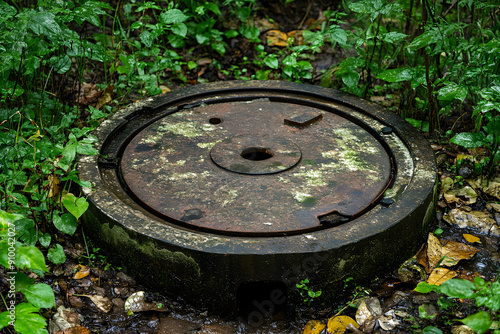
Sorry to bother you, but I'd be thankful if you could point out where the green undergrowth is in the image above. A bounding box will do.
[0,0,499,333]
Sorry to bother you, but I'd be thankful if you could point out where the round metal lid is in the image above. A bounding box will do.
[120,98,393,235]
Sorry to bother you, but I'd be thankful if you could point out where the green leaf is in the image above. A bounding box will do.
[53,213,78,235]
[140,30,154,48]
[0,210,23,238]
[172,23,187,37]
[236,7,252,21]
[13,303,48,334]
[211,42,226,55]
[415,282,435,293]
[450,132,488,148]
[13,272,35,291]
[29,11,62,37]
[328,27,347,46]
[21,283,55,309]
[377,67,414,82]
[224,30,239,38]
[48,244,66,265]
[408,31,439,51]
[341,71,360,90]
[264,56,279,69]
[437,84,468,102]
[423,326,443,334]
[459,311,492,334]
[382,31,407,44]
[160,9,188,24]
[74,0,108,26]
[16,246,48,272]
[439,279,476,299]
[38,233,51,247]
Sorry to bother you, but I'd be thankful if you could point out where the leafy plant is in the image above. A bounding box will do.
[296,279,322,306]
[415,277,500,333]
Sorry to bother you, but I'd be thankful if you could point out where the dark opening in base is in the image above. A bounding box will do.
[237,281,288,327]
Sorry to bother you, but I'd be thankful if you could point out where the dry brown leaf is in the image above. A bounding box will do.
[427,268,457,285]
[45,174,60,198]
[426,234,443,271]
[73,265,90,280]
[425,233,479,270]
[443,209,500,236]
[327,315,359,334]
[463,234,481,243]
[302,319,326,334]
[440,240,479,267]
[416,243,430,273]
[86,295,113,313]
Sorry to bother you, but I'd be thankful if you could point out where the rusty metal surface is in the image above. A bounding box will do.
[120,99,392,235]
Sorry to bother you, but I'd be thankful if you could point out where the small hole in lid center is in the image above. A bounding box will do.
[209,117,222,124]
[241,147,274,161]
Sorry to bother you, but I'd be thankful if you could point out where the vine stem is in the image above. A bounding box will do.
[363,16,382,99]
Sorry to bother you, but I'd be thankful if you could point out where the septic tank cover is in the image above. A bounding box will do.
[79,81,436,310]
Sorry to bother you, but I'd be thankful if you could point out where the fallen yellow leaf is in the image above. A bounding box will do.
[303,319,326,334]
[73,265,90,280]
[427,268,457,285]
[327,315,359,334]
[266,30,288,47]
[463,233,481,243]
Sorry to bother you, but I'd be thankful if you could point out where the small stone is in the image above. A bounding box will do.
[113,286,130,296]
[69,295,85,308]
[117,272,135,284]
[112,298,125,309]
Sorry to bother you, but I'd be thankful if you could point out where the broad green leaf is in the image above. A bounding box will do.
[0,240,13,269]
[196,33,210,45]
[38,233,51,247]
[382,31,407,44]
[204,2,222,16]
[47,244,66,265]
[264,56,279,69]
[328,27,347,46]
[48,55,71,74]
[415,282,435,293]
[22,284,55,309]
[140,30,154,48]
[160,9,188,24]
[28,11,62,37]
[13,303,48,334]
[459,311,492,334]
[16,246,48,272]
[437,84,468,102]
[0,310,13,330]
[450,132,487,148]
[236,6,252,21]
[172,23,187,37]
[74,0,107,26]
[378,67,414,82]
[211,42,226,55]
[439,279,475,299]
[0,210,23,238]
[53,213,78,235]
[423,326,443,334]
[341,71,360,90]
[224,30,239,38]
[408,31,439,51]
[13,272,35,291]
